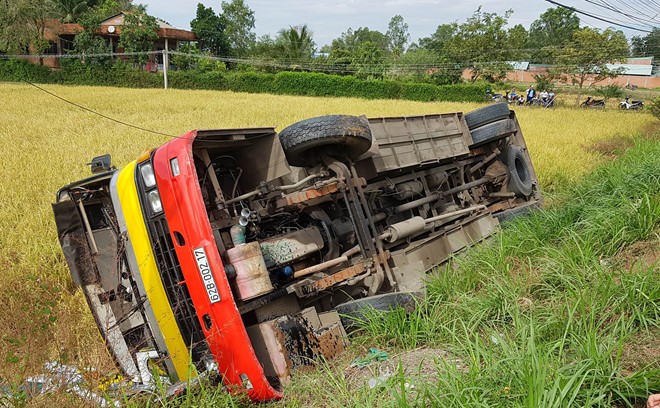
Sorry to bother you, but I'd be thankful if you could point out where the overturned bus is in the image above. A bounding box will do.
[52,103,541,401]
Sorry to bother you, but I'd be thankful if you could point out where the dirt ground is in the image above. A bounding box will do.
[343,347,465,391]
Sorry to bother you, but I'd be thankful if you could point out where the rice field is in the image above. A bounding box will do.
[0,82,657,402]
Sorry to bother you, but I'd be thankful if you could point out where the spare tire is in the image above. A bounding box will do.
[465,103,510,130]
[502,145,533,197]
[279,115,372,167]
[334,292,420,331]
[470,118,516,147]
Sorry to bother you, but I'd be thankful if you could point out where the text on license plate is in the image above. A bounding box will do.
[193,247,221,304]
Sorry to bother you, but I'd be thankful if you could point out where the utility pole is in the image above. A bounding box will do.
[163,39,169,90]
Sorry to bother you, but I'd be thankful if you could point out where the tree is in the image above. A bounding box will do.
[328,27,389,76]
[95,0,135,17]
[418,23,457,56]
[528,7,580,63]
[444,7,516,82]
[390,48,462,85]
[331,27,389,53]
[550,27,629,105]
[0,0,57,56]
[71,0,141,61]
[56,0,100,23]
[250,34,277,59]
[118,12,158,64]
[507,24,529,60]
[386,14,409,57]
[220,0,255,56]
[73,10,112,65]
[190,3,230,56]
[276,24,314,61]
[630,28,660,62]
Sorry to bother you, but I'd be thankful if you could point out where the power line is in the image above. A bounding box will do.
[545,0,654,32]
[584,0,659,27]
[25,81,178,138]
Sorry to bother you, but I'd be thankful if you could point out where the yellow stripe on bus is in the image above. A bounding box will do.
[115,161,195,381]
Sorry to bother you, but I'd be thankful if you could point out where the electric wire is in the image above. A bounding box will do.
[544,0,654,32]
[25,81,178,138]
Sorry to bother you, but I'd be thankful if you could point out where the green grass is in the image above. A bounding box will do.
[277,136,660,407]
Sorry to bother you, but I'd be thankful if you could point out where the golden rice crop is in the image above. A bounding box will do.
[0,82,655,383]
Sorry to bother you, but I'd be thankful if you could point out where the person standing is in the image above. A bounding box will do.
[526,85,536,104]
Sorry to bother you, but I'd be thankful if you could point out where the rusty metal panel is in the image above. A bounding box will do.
[245,311,347,385]
[276,183,339,206]
[291,263,366,297]
[365,113,472,173]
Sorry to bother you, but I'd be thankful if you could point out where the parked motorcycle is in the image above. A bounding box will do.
[485,89,504,103]
[619,97,644,110]
[581,96,605,108]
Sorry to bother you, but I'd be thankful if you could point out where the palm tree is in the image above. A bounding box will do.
[57,0,100,23]
[276,24,315,61]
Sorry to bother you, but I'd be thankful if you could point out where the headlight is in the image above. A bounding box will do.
[58,190,71,202]
[147,190,163,214]
[140,164,157,188]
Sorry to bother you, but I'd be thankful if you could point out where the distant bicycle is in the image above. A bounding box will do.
[529,97,543,106]
[529,97,554,107]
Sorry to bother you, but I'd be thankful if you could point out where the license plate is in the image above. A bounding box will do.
[193,247,221,304]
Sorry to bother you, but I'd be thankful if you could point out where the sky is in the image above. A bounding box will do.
[140,0,639,47]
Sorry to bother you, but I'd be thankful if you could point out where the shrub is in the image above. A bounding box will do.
[169,70,225,90]
[0,59,53,83]
[0,59,488,103]
[595,84,624,100]
[224,72,275,94]
[649,96,660,120]
[533,73,555,91]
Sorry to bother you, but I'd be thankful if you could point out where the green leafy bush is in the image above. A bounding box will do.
[648,96,660,119]
[270,71,487,102]
[224,71,275,94]
[169,70,225,90]
[0,59,53,83]
[595,84,624,100]
[0,59,488,102]
[533,73,555,91]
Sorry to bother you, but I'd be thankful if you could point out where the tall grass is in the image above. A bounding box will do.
[346,137,660,407]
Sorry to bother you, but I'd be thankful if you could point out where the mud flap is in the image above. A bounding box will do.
[52,200,99,286]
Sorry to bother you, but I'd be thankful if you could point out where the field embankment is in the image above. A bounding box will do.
[0,82,657,406]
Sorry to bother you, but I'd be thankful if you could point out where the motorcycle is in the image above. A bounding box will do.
[581,96,605,108]
[619,97,644,110]
[485,89,504,103]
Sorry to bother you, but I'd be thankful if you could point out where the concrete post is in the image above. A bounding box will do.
[163,38,169,90]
